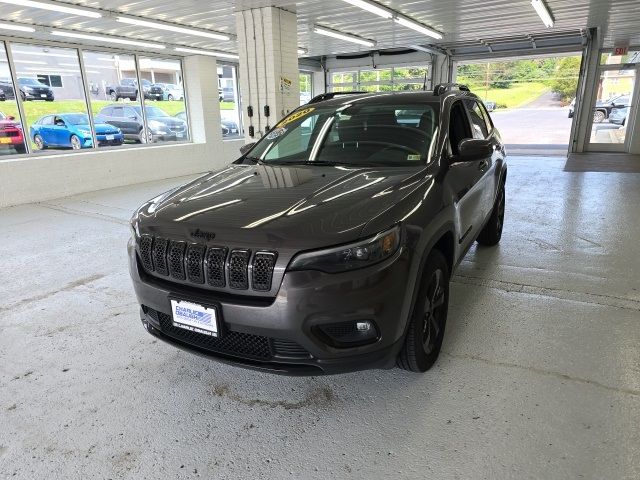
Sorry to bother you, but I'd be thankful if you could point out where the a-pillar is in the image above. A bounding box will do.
[235,6,299,143]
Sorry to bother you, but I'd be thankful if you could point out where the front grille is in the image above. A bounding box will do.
[143,306,310,361]
[252,252,277,291]
[228,250,250,290]
[137,236,276,292]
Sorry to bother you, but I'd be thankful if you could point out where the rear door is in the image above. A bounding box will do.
[38,115,56,145]
[445,100,485,248]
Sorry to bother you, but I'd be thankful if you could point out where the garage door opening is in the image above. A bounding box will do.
[456,54,581,155]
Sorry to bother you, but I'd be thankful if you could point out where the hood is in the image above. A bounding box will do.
[135,164,426,249]
[150,117,185,129]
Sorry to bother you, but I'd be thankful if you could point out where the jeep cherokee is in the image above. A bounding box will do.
[128,84,507,374]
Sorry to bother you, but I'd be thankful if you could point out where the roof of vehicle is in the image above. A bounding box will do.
[307,88,477,108]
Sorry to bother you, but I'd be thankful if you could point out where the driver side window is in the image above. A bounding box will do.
[448,101,472,156]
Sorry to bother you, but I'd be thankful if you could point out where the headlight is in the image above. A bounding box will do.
[148,120,167,133]
[78,129,91,136]
[288,225,401,273]
[24,86,34,92]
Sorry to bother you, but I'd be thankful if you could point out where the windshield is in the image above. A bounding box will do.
[20,78,46,86]
[133,106,169,118]
[246,102,439,167]
[64,114,89,125]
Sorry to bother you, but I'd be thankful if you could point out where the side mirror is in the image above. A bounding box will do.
[240,142,256,155]
[458,138,493,160]
[7,115,15,120]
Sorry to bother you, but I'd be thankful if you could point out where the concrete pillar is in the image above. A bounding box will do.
[183,55,223,152]
[235,6,299,142]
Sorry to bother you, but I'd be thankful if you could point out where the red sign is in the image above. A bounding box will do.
[614,46,629,56]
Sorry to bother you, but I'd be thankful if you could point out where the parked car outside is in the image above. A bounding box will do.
[594,94,630,122]
[0,79,15,100]
[157,83,184,101]
[18,77,54,101]
[484,101,496,112]
[0,89,5,102]
[222,87,235,102]
[30,113,123,150]
[568,98,575,118]
[129,86,507,374]
[609,106,629,125]
[98,105,187,143]
[0,112,26,154]
[106,79,138,101]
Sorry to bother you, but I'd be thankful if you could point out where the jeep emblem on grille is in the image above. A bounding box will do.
[190,229,216,241]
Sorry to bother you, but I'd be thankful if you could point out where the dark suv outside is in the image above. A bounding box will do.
[18,77,54,101]
[96,105,188,143]
[128,85,507,374]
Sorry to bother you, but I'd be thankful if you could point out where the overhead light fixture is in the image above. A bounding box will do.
[297,47,308,55]
[0,0,102,18]
[116,16,230,41]
[341,0,392,19]
[393,17,443,40]
[51,30,166,49]
[174,47,239,59]
[313,25,376,47]
[531,0,554,28]
[0,21,36,33]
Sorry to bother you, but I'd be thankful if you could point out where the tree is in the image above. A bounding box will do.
[548,57,581,101]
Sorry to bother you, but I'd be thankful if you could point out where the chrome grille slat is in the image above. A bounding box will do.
[138,237,275,292]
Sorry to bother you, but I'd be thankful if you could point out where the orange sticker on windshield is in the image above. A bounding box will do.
[278,107,315,127]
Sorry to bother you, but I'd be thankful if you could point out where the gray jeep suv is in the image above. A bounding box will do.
[128,84,507,374]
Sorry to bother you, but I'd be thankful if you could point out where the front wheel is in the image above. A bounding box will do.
[593,110,606,123]
[70,134,82,150]
[138,128,152,143]
[33,134,45,150]
[110,91,118,101]
[168,94,174,101]
[397,250,449,372]
[477,181,505,246]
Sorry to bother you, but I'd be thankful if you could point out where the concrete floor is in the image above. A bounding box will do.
[1,156,639,479]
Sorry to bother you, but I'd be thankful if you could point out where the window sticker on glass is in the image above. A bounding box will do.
[278,107,315,127]
[407,154,421,161]
[266,127,287,140]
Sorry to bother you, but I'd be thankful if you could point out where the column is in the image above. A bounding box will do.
[235,6,300,142]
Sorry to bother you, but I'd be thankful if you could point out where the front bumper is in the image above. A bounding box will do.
[23,91,53,100]
[128,239,413,375]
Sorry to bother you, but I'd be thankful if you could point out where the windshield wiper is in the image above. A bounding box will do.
[266,160,354,166]
[241,156,265,165]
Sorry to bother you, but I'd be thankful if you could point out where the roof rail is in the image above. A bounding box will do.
[433,83,470,96]
[307,91,369,104]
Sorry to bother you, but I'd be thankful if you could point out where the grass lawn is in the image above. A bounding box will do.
[467,82,549,109]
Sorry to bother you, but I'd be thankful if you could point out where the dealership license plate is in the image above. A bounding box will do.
[170,299,219,337]
[0,138,10,144]
[176,132,184,138]
[40,94,47,98]
[105,135,115,140]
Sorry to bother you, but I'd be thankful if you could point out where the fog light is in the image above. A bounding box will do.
[356,321,371,331]
[315,320,379,348]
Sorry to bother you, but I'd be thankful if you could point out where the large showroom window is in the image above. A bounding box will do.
[82,51,144,146]
[299,71,312,105]
[138,56,190,143]
[0,44,27,156]
[329,65,431,92]
[11,43,91,153]
[0,40,192,157]
[218,63,242,140]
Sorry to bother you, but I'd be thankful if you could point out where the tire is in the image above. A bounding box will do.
[593,110,606,123]
[20,92,27,101]
[397,249,449,372]
[15,144,26,154]
[138,128,151,144]
[70,134,82,150]
[168,94,174,101]
[33,134,45,150]
[477,180,505,247]
[110,91,118,101]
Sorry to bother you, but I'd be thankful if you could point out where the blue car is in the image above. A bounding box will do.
[30,113,124,150]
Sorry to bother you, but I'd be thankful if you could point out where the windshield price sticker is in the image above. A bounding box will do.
[266,127,287,140]
[278,107,315,128]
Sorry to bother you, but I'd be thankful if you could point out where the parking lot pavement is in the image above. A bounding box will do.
[1,158,640,479]
[491,107,572,144]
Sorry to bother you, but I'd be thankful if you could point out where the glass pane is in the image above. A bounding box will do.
[218,64,242,139]
[0,44,27,156]
[299,72,312,105]
[589,69,635,145]
[600,51,640,65]
[394,66,428,82]
[392,83,425,91]
[11,43,90,152]
[138,56,189,143]
[82,51,139,147]
[332,72,355,84]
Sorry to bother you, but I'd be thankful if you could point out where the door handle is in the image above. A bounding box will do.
[478,159,489,170]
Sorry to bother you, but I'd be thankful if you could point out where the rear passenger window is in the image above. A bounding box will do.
[464,99,489,139]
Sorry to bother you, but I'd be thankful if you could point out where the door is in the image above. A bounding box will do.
[585,63,638,152]
[445,100,485,248]
[38,115,56,146]
[123,107,142,134]
[52,116,68,146]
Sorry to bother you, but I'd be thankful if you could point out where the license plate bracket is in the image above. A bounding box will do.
[170,299,220,337]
